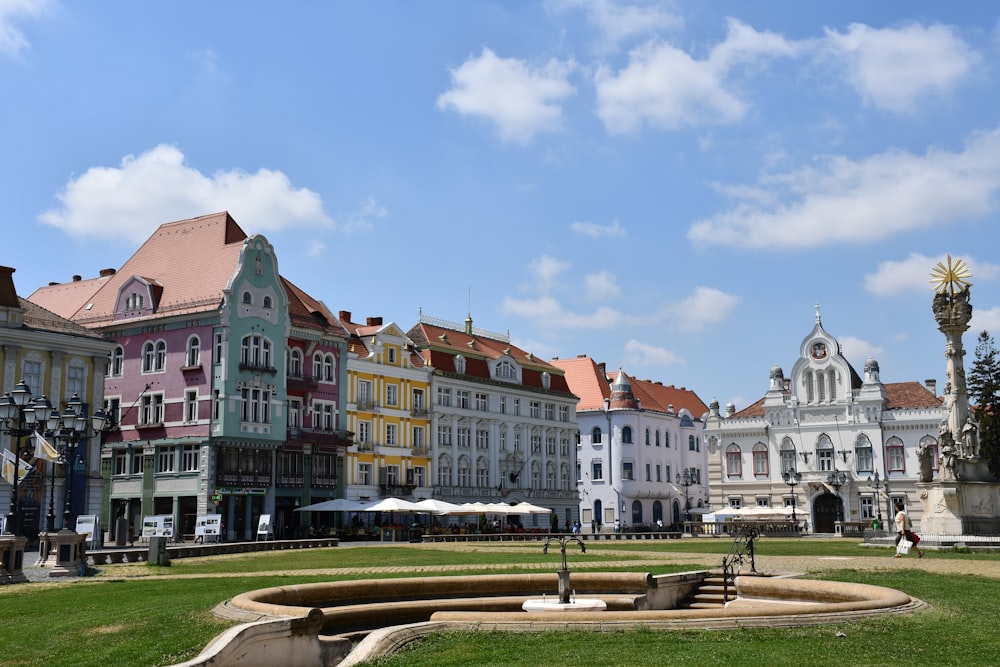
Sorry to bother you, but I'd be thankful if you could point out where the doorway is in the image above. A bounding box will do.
[813,493,842,533]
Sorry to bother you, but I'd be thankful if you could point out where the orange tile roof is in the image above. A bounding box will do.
[549,356,610,410]
[732,381,941,419]
[282,276,347,338]
[30,212,247,325]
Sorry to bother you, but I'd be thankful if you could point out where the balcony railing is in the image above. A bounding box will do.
[379,483,417,497]
[239,362,278,375]
[286,374,318,392]
[411,407,429,417]
[356,400,380,412]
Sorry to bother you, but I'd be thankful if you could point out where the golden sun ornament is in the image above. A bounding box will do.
[930,254,973,297]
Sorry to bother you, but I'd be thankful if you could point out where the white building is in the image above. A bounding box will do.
[704,310,942,532]
[552,355,709,532]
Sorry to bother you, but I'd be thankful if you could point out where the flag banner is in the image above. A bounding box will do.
[33,431,60,462]
[1,448,33,483]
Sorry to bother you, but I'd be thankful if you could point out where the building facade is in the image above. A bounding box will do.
[339,313,433,510]
[552,355,709,532]
[703,310,942,532]
[0,266,115,539]
[29,213,351,542]
[407,313,580,529]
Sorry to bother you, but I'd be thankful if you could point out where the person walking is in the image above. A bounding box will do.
[893,500,924,558]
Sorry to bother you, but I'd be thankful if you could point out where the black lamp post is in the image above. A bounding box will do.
[827,470,847,522]
[57,394,109,531]
[0,382,55,536]
[676,469,694,527]
[782,468,802,526]
[867,471,884,526]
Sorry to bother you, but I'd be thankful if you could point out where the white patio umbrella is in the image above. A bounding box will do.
[414,498,477,515]
[295,498,367,513]
[510,501,551,514]
[359,497,427,513]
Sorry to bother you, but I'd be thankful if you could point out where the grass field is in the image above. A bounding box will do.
[0,538,995,667]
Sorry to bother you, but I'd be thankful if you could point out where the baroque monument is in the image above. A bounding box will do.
[920,256,1000,535]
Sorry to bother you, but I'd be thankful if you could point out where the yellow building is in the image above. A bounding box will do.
[0,266,115,539]
[340,313,432,507]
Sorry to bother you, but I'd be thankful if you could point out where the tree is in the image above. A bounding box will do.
[967,330,1000,479]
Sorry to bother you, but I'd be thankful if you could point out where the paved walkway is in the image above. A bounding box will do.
[19,540,1000,584]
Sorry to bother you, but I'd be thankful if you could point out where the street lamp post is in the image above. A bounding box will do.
[0,382,54,536]
[827,471,847,523]
[676,469,694,529]
[782,468,802,527]
[867,471,884,527]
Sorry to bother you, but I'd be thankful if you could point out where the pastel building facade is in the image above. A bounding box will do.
[552,355,710,532]
[703,310,942,532]
[340,314,433,507]
[30,213,351,542]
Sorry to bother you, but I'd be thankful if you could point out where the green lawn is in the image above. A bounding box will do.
[0,539,994,667]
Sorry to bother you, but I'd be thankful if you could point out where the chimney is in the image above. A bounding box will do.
[925,379,937,396]
[339,310,352,323]
[73,275,82,282]
[99,268,117,277]
[0,266,18,307]
[366,316,383,326]
[597,362,607,380]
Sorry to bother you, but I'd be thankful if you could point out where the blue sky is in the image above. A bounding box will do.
[3,1,1000,411]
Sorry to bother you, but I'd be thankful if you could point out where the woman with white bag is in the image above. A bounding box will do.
[893,500,924,558]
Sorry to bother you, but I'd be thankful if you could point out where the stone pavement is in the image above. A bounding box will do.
[13,540,1000,584]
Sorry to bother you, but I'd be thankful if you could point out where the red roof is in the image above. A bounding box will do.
[732,381,941,418]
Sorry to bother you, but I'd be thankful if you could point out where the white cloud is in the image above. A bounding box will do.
[38,144,333,244]
[665,286,740,332]
[0,0,49,58]
[623,339,684,366]
[823,23,979,113]
[584,270,621,300]
[527,254,572,292]
[570,219,625,237]
[306,240,326,258]
[689,126,1000,249]
[550,0,682,53]
[437,47,576,144]
[594,19,798,134]
[865,253,1000,297]
[837,335,883,369]
[501,295,624,329]
[342,196,387,234]
[971,307,1000,337]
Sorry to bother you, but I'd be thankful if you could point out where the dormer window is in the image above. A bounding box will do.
[126,293,144,311]
[541,371,551,389]
[454,355,466,374]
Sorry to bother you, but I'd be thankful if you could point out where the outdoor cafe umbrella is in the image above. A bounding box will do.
[295,498,367,513]
[509,501,551,514]
[414,498,478,515]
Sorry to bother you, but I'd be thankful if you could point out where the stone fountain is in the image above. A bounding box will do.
[920,256,1000,534]
[521,535,607,612]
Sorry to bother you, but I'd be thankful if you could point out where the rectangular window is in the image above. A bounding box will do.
[499,396,507,414]
[66,365,85,399]
[385,423,397,446]
[855,447,874,473]
[184,390,198,422]
[214,332,224,364]
[437,387,451,407]
[357,421,371,446]
[729,498,743,509]
[476,428,489,450]
[437,423,451,446]
[412,389,425,413]
[457,390,470,409]
[818,448,834,472]
[387,347,396,364]
[530,401,541,418]
[544,403,554,420]
[860,496,874,520]
[358,380,373,408]
[288,399,302,428]
[141,393,164,425]
[457,426,471,448]
[546,436,555,455]
[645,463,651,482]
[531,434,541,454]
[182,445,199,472]
[559,405,569,422]
[103,397,121,430]
[753,450,768,476]
[622,461,634,480]
[156,446,175,473]
[888,445,905,472]
[512,398,520,415]
[113,450,127,476]
[385,384,398,407]
[476,465,489,487]
[727,451,742,478]
[131,451,144,475]
[591,461,603,481]
[412,426,425,452]
[241,388,270,424]
[411,466,425,487]
[656,464,662,482]
[475,392,488,411]
[357,463,372,485]
[781,449,796,474]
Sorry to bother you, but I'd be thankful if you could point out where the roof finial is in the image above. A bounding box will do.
[814,303,821,324]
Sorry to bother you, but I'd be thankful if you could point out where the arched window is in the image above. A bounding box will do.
[631,500,643,525]
[242,291,253,305]
[155,341,167,371]
[726,444,742,478]
[454,355,466,374]
[664,431,670,448]
[645,428,650,445]
[323,354,335,382]
[655,430,661,447]
[437,454,452,486]
[109,345,124,377]
[142,341,155,373]
[780,438,796,474]
[592,427,602,444]
[289,348,303,377]
[263,295,272,309]
[652,500,663,523]
[919,435,939,472]
[241,334,272,370]
[753,442,769,477]
[855,435,873,473]
[622,426,633,444]
[186,335,201,368]
[313,353,323,379]
[887,437,905,473]
[817,435,834,472]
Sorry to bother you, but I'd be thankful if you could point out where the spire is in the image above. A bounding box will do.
[814,303,822,324]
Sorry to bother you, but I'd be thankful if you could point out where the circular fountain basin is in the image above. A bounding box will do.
[522,599,608,612]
